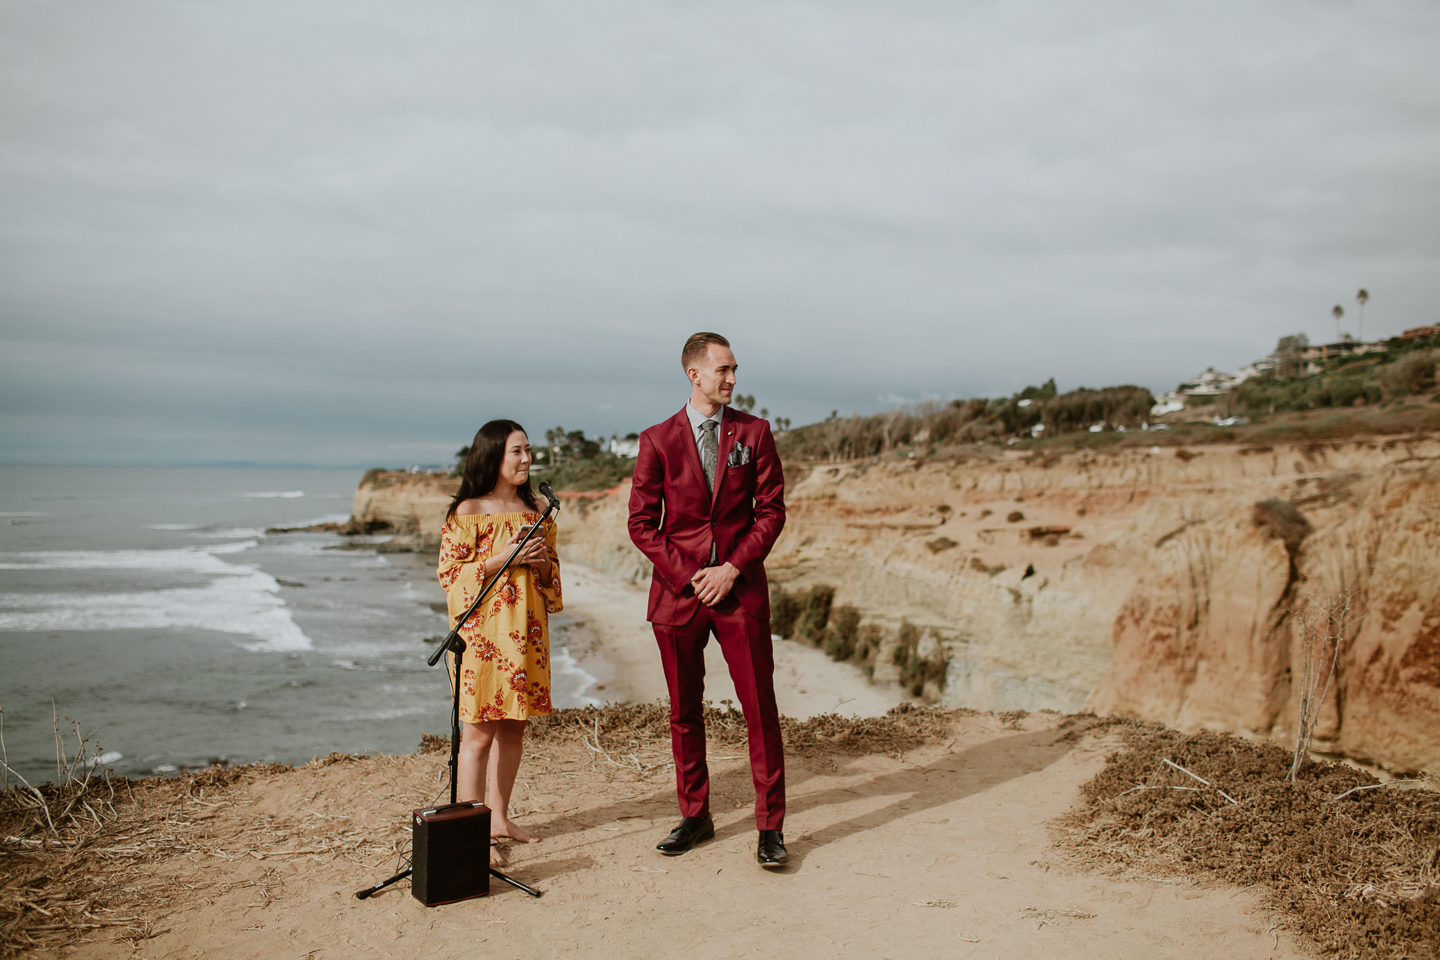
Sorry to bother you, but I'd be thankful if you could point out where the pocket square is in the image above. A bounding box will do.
[727,443,752,467]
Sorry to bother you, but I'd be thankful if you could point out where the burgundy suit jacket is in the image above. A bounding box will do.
[627,407,786,626]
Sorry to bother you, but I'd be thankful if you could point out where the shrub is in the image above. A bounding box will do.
[774,382,1155,460]
[541,457,635,492]
[1252,498,1313,557]
[823,605,861,660]
[769,584,835,646]
[852,623,885,675]
[795,586,836,645]
[772,586,891,675]
[891,620,921,668]
[891,620,949,699]
[1385,350,1438,398]
[1039,385,1154,433]
[770,585,802,639]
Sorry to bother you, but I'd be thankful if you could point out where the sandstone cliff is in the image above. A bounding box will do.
[1088,440,1440,775]
[543,440,1440,774]
[347,442,1438,773]
[347,471,458,551]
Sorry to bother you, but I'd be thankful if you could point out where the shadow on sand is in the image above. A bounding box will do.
[528,723,1079,871]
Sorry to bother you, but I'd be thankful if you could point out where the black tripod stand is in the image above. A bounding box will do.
[356,482,561,902]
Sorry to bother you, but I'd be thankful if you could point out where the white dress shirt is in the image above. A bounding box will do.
[684,402,725,460]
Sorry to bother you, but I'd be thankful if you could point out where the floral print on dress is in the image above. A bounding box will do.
[491,580,520,615]
[436,511,562,723]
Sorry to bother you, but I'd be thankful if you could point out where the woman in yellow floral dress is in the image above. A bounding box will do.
[437,419,561,853]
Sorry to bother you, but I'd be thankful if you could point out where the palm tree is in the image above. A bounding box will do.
[1356,288,1369,342]
[1332,304,1344,340]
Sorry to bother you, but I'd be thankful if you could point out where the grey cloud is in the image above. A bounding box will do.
[2,1,1438,464]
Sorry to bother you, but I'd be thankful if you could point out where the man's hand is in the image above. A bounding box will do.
[690,562,739,606]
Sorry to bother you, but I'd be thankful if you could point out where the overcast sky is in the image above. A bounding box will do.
[2,1,1438,467]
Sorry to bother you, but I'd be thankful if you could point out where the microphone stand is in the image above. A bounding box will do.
[357,485,561,902]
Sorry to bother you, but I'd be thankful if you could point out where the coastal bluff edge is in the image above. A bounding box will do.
[342,439,1440,776]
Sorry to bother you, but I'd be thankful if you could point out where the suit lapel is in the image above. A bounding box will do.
[711,413,735,510]
[672,409,709,497]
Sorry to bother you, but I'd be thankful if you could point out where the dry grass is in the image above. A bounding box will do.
[0,753,437,957]
[1,761,288,956]
[2,703,959,954]
[1057,721,1440,960]
[10,706,1433,958]
[438,701,960,759]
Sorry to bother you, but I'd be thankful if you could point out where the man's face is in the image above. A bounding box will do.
[689,344,737,407]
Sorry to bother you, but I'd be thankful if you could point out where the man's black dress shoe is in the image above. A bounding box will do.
[656,815,714,855]
[756,830,788,868]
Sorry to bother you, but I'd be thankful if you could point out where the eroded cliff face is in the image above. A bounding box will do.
[544,439,1440,773]
[348,472,458,550]
[1091,446,1440,774]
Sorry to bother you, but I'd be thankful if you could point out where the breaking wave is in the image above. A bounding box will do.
[0,544,311,652]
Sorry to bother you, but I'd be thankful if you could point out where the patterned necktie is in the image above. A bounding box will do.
[701,419,719,494]
[701,419,719,566]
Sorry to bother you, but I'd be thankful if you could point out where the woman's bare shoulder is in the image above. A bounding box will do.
[453,497,529,517]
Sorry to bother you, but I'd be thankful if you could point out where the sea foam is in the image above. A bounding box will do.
[0,544,312,652]
[551,644,602,708]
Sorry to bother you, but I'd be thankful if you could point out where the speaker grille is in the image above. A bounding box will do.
[411,803,490,906]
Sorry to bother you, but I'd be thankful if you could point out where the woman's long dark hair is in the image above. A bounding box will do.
[446,419,539,520]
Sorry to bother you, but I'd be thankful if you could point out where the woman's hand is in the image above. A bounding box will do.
[508,531,548,567]
[479,527,550,581]
[496,527,551,584]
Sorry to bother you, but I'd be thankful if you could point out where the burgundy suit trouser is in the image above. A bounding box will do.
[652,598,786,831]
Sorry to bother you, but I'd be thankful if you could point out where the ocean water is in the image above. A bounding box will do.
[0,465,597,787]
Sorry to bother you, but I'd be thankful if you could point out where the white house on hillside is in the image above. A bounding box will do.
[1178,368,1236,396]
[1151,392,1187,417]
[608,436,640,458]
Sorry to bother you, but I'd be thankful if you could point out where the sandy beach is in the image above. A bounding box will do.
[557,560,911,720]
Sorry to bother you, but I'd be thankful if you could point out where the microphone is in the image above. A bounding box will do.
[538,481,560,506]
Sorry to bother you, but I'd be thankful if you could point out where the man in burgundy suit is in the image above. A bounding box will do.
[627,332,788,868]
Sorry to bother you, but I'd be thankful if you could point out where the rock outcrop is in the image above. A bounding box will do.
[347,471,458,551]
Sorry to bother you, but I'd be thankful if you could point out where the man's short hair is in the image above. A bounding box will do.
[682,332,731,372]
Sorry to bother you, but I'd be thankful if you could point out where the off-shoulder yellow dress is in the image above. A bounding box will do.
[436,512,562,722]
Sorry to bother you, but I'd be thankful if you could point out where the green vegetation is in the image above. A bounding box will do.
[771,583,948,700]
[535,456,635,492]
[776,380,1155,461]
[543,426,602,462]
[443,427,635,491]
[442,328,1440,486]
[775,328,1440,464]
[1233,345,1437,417]
[530,425,633,491]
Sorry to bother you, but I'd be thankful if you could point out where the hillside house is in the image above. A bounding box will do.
[607,435,641,458]
[1178,368,1235,396]
[1303,338,1385,362]
[1396,324,1440,343]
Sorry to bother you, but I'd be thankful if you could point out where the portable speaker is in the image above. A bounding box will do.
[411,801,491,906]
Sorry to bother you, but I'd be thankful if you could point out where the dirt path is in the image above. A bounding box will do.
[48,713,1305,960]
